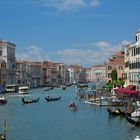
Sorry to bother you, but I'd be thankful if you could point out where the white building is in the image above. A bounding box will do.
[91,64,106,82]
[85,68,92,82]
[0,40,16,84]
[125,29,140,90]
[16,61,42,88]
[68,66,75,84]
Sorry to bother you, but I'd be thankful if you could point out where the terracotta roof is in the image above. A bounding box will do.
[91,64,105,68]
[113,51,124,57]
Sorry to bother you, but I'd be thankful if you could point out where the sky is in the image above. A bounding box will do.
[0,0,140,67]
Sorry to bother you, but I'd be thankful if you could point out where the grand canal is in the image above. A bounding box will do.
[0,85,140,140]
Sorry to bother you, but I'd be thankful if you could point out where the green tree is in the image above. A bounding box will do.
[117,77,125,87]
[111,69,118,82]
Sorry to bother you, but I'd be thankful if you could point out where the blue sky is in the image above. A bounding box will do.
[0,0,140,67]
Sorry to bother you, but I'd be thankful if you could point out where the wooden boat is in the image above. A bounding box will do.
[45,96,61,101]
[69,105,77,111]
[44,87,50,91]
[68,102,77,110]
[125,108,140,126]
[0,96,7,105]
[62,85,66,90]
[22,97,40,104]
[107,108,126,117]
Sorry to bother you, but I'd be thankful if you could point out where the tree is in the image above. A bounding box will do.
[111,69,117,82]
[117,77,125,87]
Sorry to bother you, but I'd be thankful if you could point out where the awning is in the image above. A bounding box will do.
[124,85,136,90]
[114,85,140,96]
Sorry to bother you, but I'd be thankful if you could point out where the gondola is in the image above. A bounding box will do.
[62,85,66,90]
[45,96,61,101]
[107,108,126,117]
[126,113,140,126]
[125,108,140,126]
[22,97,40,104]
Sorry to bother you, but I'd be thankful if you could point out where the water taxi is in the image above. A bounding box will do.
[18,86,29,94]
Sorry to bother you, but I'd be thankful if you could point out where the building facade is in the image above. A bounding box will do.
[0,40,16,84]
[91,64,106,82]
[125,30,140,90]
[85,68,92,82]
[105,51,125,82]
[16,61,42,88]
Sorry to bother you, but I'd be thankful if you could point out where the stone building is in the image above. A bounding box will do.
[125,29,140,90]
[105,51,125,82]
[0,40,16,84]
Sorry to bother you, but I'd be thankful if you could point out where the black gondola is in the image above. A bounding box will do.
[45,96,61,101]
[125,113,140,126]
[62,85,66,90]
[107,108,126,117]
[22,97,40,104]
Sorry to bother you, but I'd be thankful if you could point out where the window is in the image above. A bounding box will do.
[136,36,138,42]
[0,50,2,56]
[108,73,111,78]
[108,66,112,70]
[119,66,123,70]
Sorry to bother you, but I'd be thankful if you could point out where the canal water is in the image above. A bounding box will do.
[0,85,140,140]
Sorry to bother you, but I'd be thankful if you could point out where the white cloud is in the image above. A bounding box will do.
[56,40,128,66]
[90,0,100,7]
[16,40,129,67]
[34,0,100,10]
[16,45,50,61]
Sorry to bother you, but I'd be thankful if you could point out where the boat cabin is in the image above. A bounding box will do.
[5,84,18,92]
[18,86,29,94]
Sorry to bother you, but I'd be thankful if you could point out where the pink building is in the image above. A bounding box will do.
[106,51,125,82]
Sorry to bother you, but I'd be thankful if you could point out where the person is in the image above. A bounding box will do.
[72,102,75,107]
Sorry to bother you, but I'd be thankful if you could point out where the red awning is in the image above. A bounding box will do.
[114,85,140,96]
[124,85,136,90]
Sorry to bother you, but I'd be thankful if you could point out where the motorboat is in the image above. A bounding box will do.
[18,86,29,94]
[0,96,7,105]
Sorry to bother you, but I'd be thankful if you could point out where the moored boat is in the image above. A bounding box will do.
[18,86,29,94]
[62,85,66,90]
[107,108,126,117]
[125,108,140,126]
